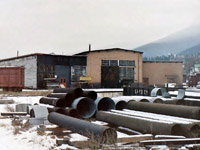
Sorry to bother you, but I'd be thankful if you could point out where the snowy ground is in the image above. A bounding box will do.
[1,88,199,149]
[0,93,131,150]
[0,95,79,150]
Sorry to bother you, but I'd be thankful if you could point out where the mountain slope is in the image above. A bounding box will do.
[179,44,200,55]
[134,25,200,57]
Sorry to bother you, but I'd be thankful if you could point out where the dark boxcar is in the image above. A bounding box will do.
[0,66,24,91]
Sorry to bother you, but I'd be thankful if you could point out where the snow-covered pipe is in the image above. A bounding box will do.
[127,101,200,119]
[96,111,183,136]
[112,109,200,138]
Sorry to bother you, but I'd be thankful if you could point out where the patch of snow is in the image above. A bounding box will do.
[91,120,108,126]
[117,131,130,137]
[69,133,88,141]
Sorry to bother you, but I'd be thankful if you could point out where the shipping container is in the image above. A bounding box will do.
[0,66,24,91]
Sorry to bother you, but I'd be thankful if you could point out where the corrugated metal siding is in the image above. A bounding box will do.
[0,56,37,88]
[0,67,24,88]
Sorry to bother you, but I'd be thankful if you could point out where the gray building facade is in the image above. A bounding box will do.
[0,54,87,89]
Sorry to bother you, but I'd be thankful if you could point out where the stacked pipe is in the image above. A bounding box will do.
[111,109,200,138]
[126,96,164,103]
[39,88,97,118]
[96,111,183,136]
[42,88,117,145]
[112,96,164,105]
[39,87,116,118]
[126,101,200,120]
[48,112,117,144]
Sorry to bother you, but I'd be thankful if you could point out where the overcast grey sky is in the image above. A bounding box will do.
[0,0,199,59]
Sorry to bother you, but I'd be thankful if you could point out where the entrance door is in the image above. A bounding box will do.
[101,66,119,88]
[55,65,70,87]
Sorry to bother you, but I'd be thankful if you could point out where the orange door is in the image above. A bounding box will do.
[59,78,67,88]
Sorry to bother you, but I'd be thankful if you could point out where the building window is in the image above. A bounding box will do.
[102,60,109,66]
[110,60,118,66]
[71,66,86,82]
[102,60,135,67]
[101,59,135,82]
[119,67,135,80]
[119,60,135,66]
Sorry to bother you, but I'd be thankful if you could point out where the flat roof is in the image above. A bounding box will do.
[143,60,183,63]
[0,53,86,62]
[75,48,143,55]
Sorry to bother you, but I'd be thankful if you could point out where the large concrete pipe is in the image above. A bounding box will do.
[151,88,162,97]
[128,96,163,103]
[122,109,200,124]
[47,93,75,107]
[163,99,185,105]
[127,101,200,119]
[128,96,149,102]
[47,107,80,118]
[113,109,200,138]
[149,97,164,103]
[29,105,49,118]
[95,97,115,111]
[183,99,200,107]
[48,112,117,144]
[53,88,83,97]
[39,97,66,107]
[71,97,96,118]
[96,111,183,136]
[82,90,97,100]
[177,89,185,100]
[112,99,127,110]
[151,88,170,98]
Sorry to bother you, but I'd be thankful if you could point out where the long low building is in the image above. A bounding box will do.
[142,61,183,87]
[0,53,86,89]
[0,48,183,89]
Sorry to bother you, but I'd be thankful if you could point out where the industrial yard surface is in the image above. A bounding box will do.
[0,88,200,149]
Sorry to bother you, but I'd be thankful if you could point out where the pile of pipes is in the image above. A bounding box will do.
[39,87,118,144]
[35,87,200,148]
[96,101,200,138]
[40,87,118,118]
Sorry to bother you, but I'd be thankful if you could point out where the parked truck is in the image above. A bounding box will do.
[0,66,24,91]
